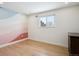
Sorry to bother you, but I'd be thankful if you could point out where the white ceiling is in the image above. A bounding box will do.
[1,2,79,15]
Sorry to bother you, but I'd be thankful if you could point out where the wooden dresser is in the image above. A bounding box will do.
[68,33,79,56]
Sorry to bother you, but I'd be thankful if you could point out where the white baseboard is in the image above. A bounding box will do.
[0,38,28,48]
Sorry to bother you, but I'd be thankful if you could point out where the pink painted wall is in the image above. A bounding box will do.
[0,14,28,45]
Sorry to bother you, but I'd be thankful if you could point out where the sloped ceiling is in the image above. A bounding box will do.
[1,2,79,15]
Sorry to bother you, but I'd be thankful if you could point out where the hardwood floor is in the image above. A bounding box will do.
[0,39,69,56]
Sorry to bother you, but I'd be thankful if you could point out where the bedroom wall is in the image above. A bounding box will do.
[28,5,79,48]
[0,8,28,45]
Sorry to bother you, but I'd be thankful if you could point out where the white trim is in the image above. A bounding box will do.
[0,38,28,48]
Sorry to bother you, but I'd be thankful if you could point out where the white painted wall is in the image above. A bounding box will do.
[28,5,79,48]
[0,8,16,19]
[0,14,28,45]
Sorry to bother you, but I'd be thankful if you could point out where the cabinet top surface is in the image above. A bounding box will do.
[68,33,79,37]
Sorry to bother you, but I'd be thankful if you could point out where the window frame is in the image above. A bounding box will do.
[38,14,56,28]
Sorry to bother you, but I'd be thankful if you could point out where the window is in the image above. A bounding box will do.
[39,15,55,28]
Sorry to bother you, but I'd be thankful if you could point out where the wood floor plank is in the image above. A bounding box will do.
[0,39,69,56]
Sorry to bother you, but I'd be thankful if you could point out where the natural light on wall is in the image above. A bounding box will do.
[0,1,3,4]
